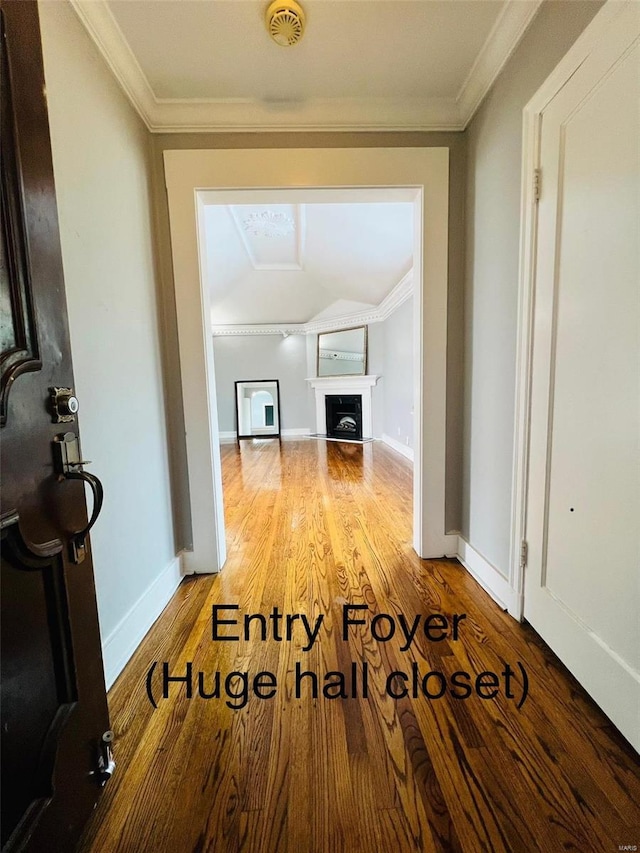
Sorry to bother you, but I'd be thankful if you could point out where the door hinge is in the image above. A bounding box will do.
[520,540,528,569]
[533,168,541,203]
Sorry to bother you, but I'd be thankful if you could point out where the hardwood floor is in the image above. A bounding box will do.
[78,439,640,852]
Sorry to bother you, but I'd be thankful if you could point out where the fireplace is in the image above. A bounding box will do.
[325,395,363,441]
[307,375,379,440]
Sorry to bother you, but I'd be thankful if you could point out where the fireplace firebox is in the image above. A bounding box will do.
[325,395,363,441]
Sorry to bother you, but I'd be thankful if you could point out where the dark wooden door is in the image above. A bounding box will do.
[1,3,111,851]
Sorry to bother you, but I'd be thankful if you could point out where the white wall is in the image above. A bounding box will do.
[212,334,310,432]
[381,298,413,450]
[462,0,603,576]
[40,1,180,686]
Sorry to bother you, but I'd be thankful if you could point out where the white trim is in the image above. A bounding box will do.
[69,0,156,129]
[456,537,519,614]
[220,427,311,443]
[456,0,544,125]
[212,325,306,336]
[211,269,413,337]
[510,0,634,625]
[380,434,414,463]
[71,0,539,132]
[307,375,379,438]
[101,555,183,690]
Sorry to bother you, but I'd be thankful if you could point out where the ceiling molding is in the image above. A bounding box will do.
[69,0,156,130]
[71,0,542,133]
[456,0,544,125]
[143,96,464,133]
[211,269,413,336]
[211,324,306,336]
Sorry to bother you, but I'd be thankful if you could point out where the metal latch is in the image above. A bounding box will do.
[94,730,116,786]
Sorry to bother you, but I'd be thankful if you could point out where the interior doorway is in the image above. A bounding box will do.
[163,148,455,574]
[200,189,418,548]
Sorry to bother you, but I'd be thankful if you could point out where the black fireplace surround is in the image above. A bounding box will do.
[325,395,363,441]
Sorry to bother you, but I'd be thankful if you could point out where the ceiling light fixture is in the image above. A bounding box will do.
[242,210,296,238]
[266,1,306,47]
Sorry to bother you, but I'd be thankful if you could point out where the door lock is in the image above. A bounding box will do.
[50,387,79,423]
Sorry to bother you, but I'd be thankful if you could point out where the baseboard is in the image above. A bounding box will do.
[101,554,183,690]
[219,428,311,444]
[456,536,516,613]
[380,433,414,462]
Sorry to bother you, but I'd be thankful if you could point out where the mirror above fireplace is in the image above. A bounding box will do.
[317,326,367,377]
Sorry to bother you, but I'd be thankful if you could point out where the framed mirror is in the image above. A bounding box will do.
[317,326,367,377]
[235,380,281,439]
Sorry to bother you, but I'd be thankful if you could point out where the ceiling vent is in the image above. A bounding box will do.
[266,1,306,47]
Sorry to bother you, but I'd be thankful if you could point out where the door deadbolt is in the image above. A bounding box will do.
[50,387,79,423]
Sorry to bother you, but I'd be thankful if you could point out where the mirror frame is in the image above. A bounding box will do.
[235,379,281,440]
[316,325,368,378]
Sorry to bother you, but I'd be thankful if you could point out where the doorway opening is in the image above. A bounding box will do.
[163,147,454,574]
[198,188,417,558]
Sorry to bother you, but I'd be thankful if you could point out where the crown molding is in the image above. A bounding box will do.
[211,269,413,336]
[71,0,542,133]
[456,0,544,126]
[211,324,306,336]
[69,0,156,130]
[144,96,464,133]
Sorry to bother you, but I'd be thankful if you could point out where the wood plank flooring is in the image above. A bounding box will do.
[78,439,640,852]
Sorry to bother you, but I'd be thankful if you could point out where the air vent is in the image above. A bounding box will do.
[266,1,306,47]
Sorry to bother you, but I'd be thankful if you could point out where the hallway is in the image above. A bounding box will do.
[78,440,640,852]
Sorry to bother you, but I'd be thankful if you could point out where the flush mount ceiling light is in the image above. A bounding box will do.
[242,210,296,238]
[266,1,306,47]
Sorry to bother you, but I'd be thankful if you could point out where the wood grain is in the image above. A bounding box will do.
[77,439,640,852]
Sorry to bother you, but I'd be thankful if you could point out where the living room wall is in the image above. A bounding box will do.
[212,297,413,448]
[212,334,310,435]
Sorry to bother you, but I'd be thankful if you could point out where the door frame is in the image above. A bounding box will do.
[510,0,632,621]
[163,147,456,573]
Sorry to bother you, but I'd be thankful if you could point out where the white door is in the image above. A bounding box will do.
[524,3,640,752]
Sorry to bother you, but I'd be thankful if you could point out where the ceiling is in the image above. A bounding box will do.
[203,200,414,325]
[71,0,543,132]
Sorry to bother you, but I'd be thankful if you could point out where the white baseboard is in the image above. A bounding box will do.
[456,536,516,613]
[101,555,183,690]
[380,433,414,462]
[219,428,311,444]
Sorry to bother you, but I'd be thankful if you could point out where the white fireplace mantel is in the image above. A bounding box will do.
[306,375,380,438]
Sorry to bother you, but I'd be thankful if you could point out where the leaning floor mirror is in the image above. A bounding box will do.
[235,380,281,440]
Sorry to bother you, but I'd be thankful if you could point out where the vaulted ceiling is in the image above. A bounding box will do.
[72,0,543,132]
[204,200,414,325]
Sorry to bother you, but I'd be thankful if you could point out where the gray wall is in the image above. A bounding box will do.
[213,335,310,432]
[462,0,603,573]
[381,299,414,449]
[40,3,177,643]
